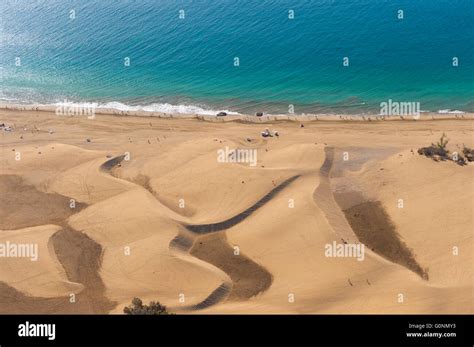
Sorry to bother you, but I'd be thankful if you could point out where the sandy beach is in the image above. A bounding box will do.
[0,108,472,314]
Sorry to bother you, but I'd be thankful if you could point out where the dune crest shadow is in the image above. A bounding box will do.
[185,175,300,233]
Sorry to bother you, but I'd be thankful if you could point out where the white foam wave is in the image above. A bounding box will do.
[92,101,240,115]
[437,109,465,114]
[2,98,240,116]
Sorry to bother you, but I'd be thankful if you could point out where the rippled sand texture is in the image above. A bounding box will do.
[0,109,472,313]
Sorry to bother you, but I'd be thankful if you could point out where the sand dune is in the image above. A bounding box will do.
[0,109,472,314]
[0,174,86,229]
[355,150,473,289]
[0,225,81,298]
[185,175,300,233]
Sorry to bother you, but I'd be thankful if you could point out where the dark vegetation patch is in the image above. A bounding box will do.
[123,297,170,315]
[418,133,471,166]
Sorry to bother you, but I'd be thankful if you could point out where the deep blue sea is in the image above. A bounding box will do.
[1,0,473,115]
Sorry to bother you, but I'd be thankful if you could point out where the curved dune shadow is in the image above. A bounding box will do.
[169,232,195,253]
[101,156,287,310]
[0,174,115,313]
[190,282,233,310]
[0,227,116,313]
[185,175,300,233]
[178,174,299,308]
[190,232,273,301]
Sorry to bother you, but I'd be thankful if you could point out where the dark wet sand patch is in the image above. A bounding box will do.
[0,227,115,314]
[185,175,300,234]
[0,281,110,314]
[0,175,86,230]
[0,281,74,314]
[169,232,195,252]
[168,231,233,311]
[99,154,125,172]
[341,199,428,280]
[190,232,272,300]
[325,147,428,279]
[51,226,116,312]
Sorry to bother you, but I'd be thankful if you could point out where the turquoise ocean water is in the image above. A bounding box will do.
[0,0,473,115]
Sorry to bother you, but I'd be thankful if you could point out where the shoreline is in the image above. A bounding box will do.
[1,102,473,123]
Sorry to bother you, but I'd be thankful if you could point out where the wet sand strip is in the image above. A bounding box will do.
[185,175,300,234]
[341,198,428,280]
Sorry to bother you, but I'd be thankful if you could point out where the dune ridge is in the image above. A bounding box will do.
[0,175,113,313]
[1,108,472,314]
[184,175,300,234]
[100,159,291,310]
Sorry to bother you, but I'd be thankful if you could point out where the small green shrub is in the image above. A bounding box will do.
[436,133,449,150]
